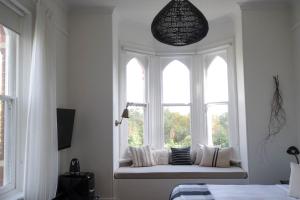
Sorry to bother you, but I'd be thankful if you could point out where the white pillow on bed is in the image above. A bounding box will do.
[289,162,300,198]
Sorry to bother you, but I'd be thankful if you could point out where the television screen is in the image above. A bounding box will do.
[57,108,76,150]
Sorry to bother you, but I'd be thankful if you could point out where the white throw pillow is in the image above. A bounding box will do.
[153,149,169,165]
[194,144,204,165]
[289,162,300,198]
[200,145,232,168]
[129,145,156,167]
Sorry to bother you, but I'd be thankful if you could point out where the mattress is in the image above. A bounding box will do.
[170,184,297,200]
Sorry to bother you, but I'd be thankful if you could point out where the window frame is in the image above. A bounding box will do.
[119,52,149,157]
[202,48,239,153]
[160,57,192,148]
[0,26,18,195]
[119,43,239,159]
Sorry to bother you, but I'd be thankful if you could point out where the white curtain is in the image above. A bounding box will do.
[24,1,58,200]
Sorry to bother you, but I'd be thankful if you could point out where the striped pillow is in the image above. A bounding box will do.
[200,145,232,168]
[129,145,156,167]
[171,147,192,165]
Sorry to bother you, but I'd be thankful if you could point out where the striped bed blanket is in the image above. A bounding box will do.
[170,184,214,200]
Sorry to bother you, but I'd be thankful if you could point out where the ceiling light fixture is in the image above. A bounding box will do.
[151,0,209,46]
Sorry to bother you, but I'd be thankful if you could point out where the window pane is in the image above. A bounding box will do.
[207,104,229,148]
[0,101,3,187]
[126,58,145,103]
[0,25,18,96]
[163,60,190,104]
[205,56,228,103]
[164,106,191,148]
[128,106,144,147]
[0,100,11,188]
[0,25,6,96]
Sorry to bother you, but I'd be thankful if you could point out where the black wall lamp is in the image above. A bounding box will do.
[115,102,147,126]
[115,103,130,126]
[287,146,300,164]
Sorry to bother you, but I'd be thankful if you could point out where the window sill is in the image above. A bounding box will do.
[0,190,24,200]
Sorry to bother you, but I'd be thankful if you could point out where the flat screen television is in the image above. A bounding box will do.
[57,108,76,150]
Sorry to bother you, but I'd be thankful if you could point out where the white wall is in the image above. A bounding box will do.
[154,16,235,53]
[291,0,300,148]
[240,2,298,184]
[67,7,115,198]
[119,15,235,53]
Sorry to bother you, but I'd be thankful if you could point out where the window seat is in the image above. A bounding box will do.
[114,165,248,179]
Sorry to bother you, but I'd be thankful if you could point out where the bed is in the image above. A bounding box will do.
[170,183,296,200]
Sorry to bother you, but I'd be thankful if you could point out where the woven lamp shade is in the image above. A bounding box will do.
[151,0,209,46]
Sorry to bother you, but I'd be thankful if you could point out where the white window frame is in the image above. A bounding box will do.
[160,57,192,148]
[0,27,18,195]
[119,42,239,159]
[202,48,239,156]
[0,2,32,198]
[119,52,149,157]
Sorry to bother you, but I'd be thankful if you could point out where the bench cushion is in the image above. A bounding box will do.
[114,165,248,179]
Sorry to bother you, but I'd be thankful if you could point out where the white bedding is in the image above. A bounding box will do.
[207,185,296,200]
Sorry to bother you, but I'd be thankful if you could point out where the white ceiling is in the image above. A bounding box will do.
[63,0,288,25]
[64,0,242,24]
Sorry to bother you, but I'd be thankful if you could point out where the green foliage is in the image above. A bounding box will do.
[127,107,229,149]
[128,108,144,147]
[164,109,191,148]
[212,113,229,148]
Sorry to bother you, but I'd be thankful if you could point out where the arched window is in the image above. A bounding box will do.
[126,58,147,147]
[205,54,229,148]
[126,58,145,103]
[162,60,191,148]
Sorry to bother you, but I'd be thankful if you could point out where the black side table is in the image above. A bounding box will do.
[56,172,99,200]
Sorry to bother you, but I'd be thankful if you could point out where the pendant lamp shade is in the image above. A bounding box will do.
[151,0,209,46]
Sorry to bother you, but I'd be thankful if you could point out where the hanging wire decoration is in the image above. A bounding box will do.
[151,0,209,46]
[267,75,286,140]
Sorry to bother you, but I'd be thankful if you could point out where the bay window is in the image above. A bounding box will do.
[119,44,238,158]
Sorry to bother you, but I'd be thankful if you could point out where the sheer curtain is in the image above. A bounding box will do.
[24,1,58,199]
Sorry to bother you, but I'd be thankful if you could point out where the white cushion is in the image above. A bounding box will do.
[200,145,232,168]
[114,165,248,179]
[129,145,156,167]
[289,162,300,198]
[194,144,204,165]
[153,149,169,165]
